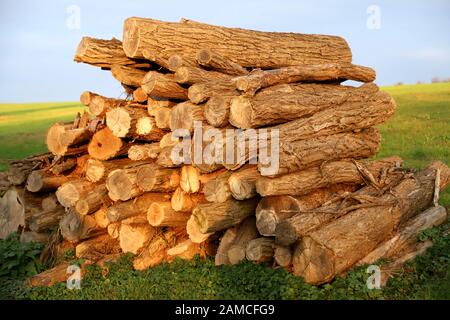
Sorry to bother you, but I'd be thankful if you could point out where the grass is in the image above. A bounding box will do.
[0,82,449,300]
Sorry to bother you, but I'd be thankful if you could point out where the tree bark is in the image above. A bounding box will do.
[234,63,376,96]
[0,189,25,239]
[147,201,191,227]
[291,161,450,285]
[133,229,177,270]
[29,207,65,232]
[175,66,231,85]
[80,91,129,116]
[142,49,171,70]
[186,214,213,243]
[60,210,105,242]
[74,184,108,215]
[192,198,258,233]
[88,128,129,161]
[85,158,142,183]
[170,102,206,133]
[133,87,148,103]
[204,95,234,128]
[196,49,248,75]
[110,65,147,88]
[75,234,121,260]
[171,187,206,212]
[274,245,292,267]
[167,54,199,71]
[46,123,92,156]
[228,165,259,200]
[141,71,188,100]
[56,179,97,208]
[106,163,150,201]
[227,216,259,265]
[136,164,180,192]
[229,83,391,128]
[128,143,161,161]
[119,223,156,254]
[167,239,202,261]
[246,237,275,262]
[188,80,238,104]
[41,194,59,211]
[26,169,69,193]
[122,17,352,68]
[215,227,238,266]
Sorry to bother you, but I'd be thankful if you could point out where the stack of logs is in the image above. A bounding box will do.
[0,17,449,286]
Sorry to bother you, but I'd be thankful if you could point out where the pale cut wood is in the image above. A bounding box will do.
[187,214,213,243]
[107,192,171,222]
[56,179,96,208]
[80,91,129,116]
[74,184,108,215]
[180,166,201,193]
[292,161,450,285]
[74,37,150,69]
[167,54,199,71]
[133,87,148,102]
[141,71,188,100]
[203,170,232,203]
[175,66,231,85]
[227,216,259,265]
[49,158,77,175]
[133,230,177,270]
[148,104,171,129]
[46,123,92,156]
[171,187,206,212]
[204,95,233,128]
[229,165,259,200]
[60,210,105,242]
[106,165,146,202]
[110,64,147,88]
[147,98,177,110]
[142,48,171,70]
[234,63,376,96]
[246,237,275,262]
[147,201,191,227]
[107,222,121,239]
[167,239,202,261]
[196,49,248,75]
[93,206,110,229]
[0,189,25,239]
[119,223,156,254]
[274,245,292,267]
[75,234,121,260]
[88,128,128,161]
[193,198,258,233]
[188,80,238,104]
[159,133,180,149]
[136,164,180,192]
[215,227,238,266]
[122,17,352,68]
[170,102,206,133]
[85,158,141,183]
[128,143,161,161]
[26,169,69,193]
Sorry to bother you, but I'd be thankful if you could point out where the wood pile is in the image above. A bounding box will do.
[1,17,449,287]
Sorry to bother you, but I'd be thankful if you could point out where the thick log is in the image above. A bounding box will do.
[142,49,171,70]
[75,234,121,260]
[186,215,213,243]
[188,80,238,104]
[28,262,79,287]
[274,245,292,267]
[147,201,191,227]
[359,205,447,265]
[171,187,206,212]
[133,87,148,103]
[175,66,230,85]
[0,189,25,239]
[86,158,139,183]
[29,207,65,232]
[246,237,275,262]
[229,83,388,128]
[229,165,259,200]
[122,17,352,68]
[128,143,161,161]
[74,184,108,215]
[107,192,171,222]
[46,123,92,156]
[292,161,450,285]
[196,49,248,75]
[256,156,402,197]
[110,65,146,88]
[136,164,180,192]
[119,223,156,254]
[133,229,177,270]
[26,169,69,193]
[41,194,59,211]
[203,170,233,203]
[193,198,258,233]
[234,63,376,96]
[167,239,202,261]
[148,104,171,129]
[167,54,199,71]
[156,146,187,168]
[227,216,259,265]
[170,102,205,133]
[74,37,149,69]
[93,206,110,229]
[204,95,233,128]
[88,128,128,161]
[49,158,77,175]
[55,179,95,208]
[180,166,201,193]
[60,210,105,242]
[106,163,149,201]
[141,71,188,100]
[256,184,356,237]
[80,91,128,116]
[215,227,238,266]
[159,132,180,149]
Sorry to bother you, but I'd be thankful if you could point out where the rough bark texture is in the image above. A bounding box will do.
[122,17,352,68]
[26,169,69,193]
[227,216,259,265]
[119,223,156,254]
[46,123,92,156]
[192,198,259,233]
[141,71,188,100]
[110,65,147,88]
[142,49,171,70]
[204,95,234,128]
[171,187,206,212]
[128,143,161,161]
[80,91,129,116]
[147,201,191,227]
[74,184,108,215]
[56,179,96,208]
[188,80,238,104]
[228,165,259,200]
[215,227,238,266]
[246,237,275,262]
[0,189,25,239]
[136,164,180,192]
[75,234,121,260]
[133,230,177,270]
[170,102,206,133]
[167,54,199,71]
[29,207,65,232]
[60,210,105,242]
[234,63,376,96]
[196,49,248,75]
[175,66,231,85]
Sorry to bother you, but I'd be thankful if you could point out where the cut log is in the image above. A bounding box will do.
[228,165,259,200]
[128,143,161,161]
[136,164,180,192]
[292,161,450,285]
[106,166,144,202]
[41,194,59,211]
[246,237,275,262]
[156,146,186,168]
[196,49,248,75]
[159,133,180,149]
[167,54,199,71]
[203,170,233,203]
[107,192,171,222]
[171,187,206,212]
[141,71,188,100]
[60,210,105,242]
[93,206,110,229]
[49,158,77,175]
[85,158,139,183]
[110,65,146,88]
[167,239,201,261]
[74,184,108,215]
[88,128,128,161]
[148,98,177,110]
[234,63,376,96]
[29,207,65,232]
[229,82,388,128]
[175,66,231,85]
[133,87,148,103]
[80,91,129,116]
[193,198,258,233]
[75,234,120,260]
[133,229,177,270]
[148,104,171,129]
[186,215,213,243]
[28,262,80,287]
[359,205,448,265]
[119,223,156,254]
[74,37,149,69]
[147,201,191,227]
[46,123,92,156]
[180,166,201,193]
[215,227,238,266]
[122,17,352,67]
[56,179,96,208]
[274,245,292,267]
[227,216,259,265]
[142,49,171,70]
[170,102,205,133]
[256,156,402,197]
[107,222,120,239]
[256,184,357,237]
[188,80,238,104]
[204,95,233,128]
[0,189,25,239]
[26,169,69,193]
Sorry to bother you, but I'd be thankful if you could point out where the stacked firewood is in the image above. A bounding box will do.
[1,17,449,287]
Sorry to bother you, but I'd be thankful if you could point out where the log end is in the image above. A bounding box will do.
[106,108,132,138]
[255,209,279,237]
[88,128,123,161]
[85,159,105,183]
[106,169,134,201]
[25,171,44,193]
[46,123,68,156]
[229,96,252,129]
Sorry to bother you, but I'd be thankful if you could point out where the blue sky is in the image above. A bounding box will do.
[0,0,449,102]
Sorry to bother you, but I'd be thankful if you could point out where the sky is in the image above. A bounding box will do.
[0,0,449,103]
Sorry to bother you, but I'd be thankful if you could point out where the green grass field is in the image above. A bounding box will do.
[0,83,449,300]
